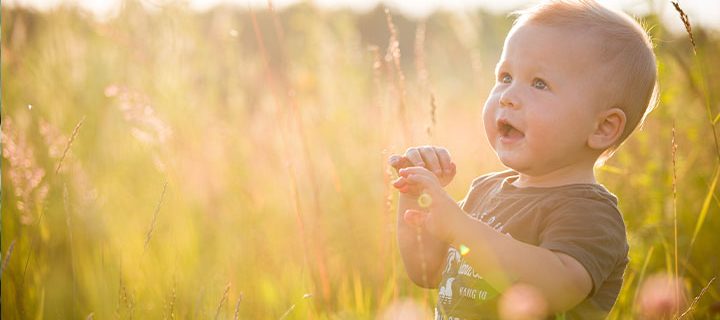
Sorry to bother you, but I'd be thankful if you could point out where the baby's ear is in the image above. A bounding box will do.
[588,108,626,150]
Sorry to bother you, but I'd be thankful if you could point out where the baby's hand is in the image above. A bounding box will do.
[388,146,456,187]
[397,166,463,243]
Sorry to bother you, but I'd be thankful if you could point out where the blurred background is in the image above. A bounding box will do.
[1,0,719,318]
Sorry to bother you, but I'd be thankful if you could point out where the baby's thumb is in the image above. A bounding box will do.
[389,155,413,172]
[404,209,428,227]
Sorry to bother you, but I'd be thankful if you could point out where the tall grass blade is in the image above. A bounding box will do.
[690,166,720,246]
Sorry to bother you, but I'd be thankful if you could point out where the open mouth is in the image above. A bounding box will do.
[498,119,524,140]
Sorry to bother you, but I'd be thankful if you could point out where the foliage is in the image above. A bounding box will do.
[1,2,719,318]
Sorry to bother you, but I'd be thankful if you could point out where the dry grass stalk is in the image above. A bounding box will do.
[287,100,331,302]
[166,277,176,320]
[233,293,243,320]
[378,149,396,302]
[214,283,231,320]
[264,1,332,302]
[414,22,429,90]
[384,8,411,144]
[63,183,79,316]
[679,276,715,319]
[279,294,313,320]
[667,14,720,161]
[427,94,438,140]
[369,45,385,119]
[249,4,320,302]
[287,159,331,305]
[278,304,296,320]
[144,181,168,251]
[267,0,285,42]
[275,39,330,305]
[671,1,696,54]
[375,28,398,296]
[414,21,438,141]
[671,123,680,316]
[63,183,73,244]
[55,115,86,175]
[117,273,134,320]
[1,239,17,276]
[287,163,309,257]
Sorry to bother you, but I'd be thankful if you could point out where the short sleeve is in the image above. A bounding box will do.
[539,199,628,296]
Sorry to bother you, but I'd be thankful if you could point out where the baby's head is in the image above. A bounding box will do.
[483,0,657,176]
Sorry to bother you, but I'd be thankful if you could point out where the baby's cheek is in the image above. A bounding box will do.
[482,110,497,137]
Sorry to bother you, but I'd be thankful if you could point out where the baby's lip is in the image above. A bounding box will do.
[497,118,524,136]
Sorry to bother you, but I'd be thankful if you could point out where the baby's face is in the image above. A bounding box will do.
[483,23,608,176]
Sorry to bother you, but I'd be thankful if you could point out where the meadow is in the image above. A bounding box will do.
[1,1,719,318]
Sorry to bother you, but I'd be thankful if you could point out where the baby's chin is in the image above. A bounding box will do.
[494,150,530,173]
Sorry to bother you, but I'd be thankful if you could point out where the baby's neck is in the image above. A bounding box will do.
[513,164,597,188]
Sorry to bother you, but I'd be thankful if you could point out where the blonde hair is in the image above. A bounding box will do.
[512,0,658,159]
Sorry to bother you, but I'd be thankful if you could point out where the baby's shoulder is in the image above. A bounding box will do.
[550,184,619,209]
[542,186,625,229]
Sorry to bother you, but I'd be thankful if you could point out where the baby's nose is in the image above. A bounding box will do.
[499,96,519,109]
[499,88,521,109]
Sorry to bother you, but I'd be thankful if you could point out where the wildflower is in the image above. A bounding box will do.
[498,283,548,320]
[636,274,687,319]
[1,118,48,224]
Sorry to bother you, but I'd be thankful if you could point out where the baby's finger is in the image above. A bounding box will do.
[398,166,434,179]
[393,177,420,193]
[420,146,442,176]
[403,172,441,193]
[389,155,414,175]
[435,148,453,174]
[442,162,456,180]
[388,155,402,167]
[392,176,407,188]
[397,156,414,170]
[405,148,425,167]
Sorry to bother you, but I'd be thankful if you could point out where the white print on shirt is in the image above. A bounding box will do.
[473,211,507,233]
[437,210,519,317]
[458,261,482,279]
[439,277,456,304]
[495,222,504,232]
[458,287,490,300]
[443,247,462,275]
[487,216,496,225]
[478,211,489,220]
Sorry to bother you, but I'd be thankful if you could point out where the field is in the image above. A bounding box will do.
[1,1,719,318]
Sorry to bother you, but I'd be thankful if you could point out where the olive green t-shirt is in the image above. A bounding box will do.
[434,171,629,320]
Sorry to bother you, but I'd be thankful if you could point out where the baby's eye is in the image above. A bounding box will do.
[532,78,548,90]
[499,73,512,84]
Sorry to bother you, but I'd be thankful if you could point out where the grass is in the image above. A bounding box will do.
[1,1,719,318]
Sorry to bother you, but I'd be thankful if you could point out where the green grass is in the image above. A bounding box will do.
[1,2,719,318]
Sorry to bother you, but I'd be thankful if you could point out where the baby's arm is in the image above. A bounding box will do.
[389,146,457,288]
[395,192,450,288]
[399,167,593,312]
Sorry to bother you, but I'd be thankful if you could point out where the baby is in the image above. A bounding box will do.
[389,1,657,319]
